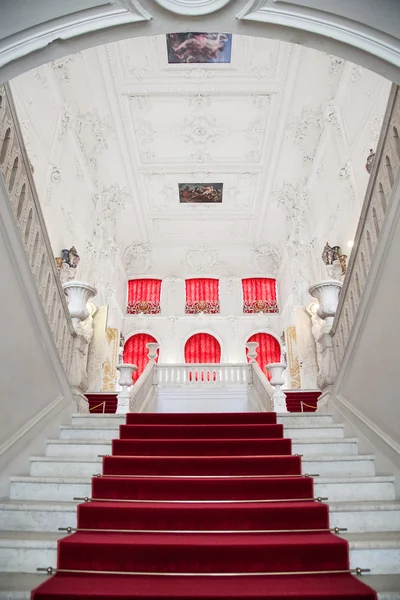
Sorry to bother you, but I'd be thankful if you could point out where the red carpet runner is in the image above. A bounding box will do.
[32,412,376,599]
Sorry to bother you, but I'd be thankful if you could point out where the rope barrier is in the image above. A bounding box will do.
[300,401,317,412]
[89,401,106,412]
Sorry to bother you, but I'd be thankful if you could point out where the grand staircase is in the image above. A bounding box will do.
[0,409,399,598]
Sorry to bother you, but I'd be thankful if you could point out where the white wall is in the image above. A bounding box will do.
[0,173,74,495]
[333,175,400,474]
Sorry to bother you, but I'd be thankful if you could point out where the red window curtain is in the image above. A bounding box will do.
[127,279,161,314]
[185,333,221,363]
[185,279,220,314]
[242,278,278,313]
[246,333,280,380]
[123,333,159,383]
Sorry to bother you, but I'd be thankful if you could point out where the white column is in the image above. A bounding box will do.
[116,363,138,414]
[266,362,288,413]
[308,280,342,411]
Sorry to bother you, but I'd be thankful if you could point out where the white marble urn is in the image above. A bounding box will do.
[308,280,342,327]
[246,342,259,363]
[63,281,97,328]
[266,362,288,413]
[116,363,138,414]
[146,342,160,363]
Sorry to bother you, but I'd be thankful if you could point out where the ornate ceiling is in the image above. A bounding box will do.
[10,33,390,321]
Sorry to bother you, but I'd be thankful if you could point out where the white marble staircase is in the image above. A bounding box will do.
[0,412,399,599]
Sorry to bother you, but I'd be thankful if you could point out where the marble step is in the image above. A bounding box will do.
[46,437,360,458]
[69,412,335,428]
[0,573,399,600]
[1,496,400,534]
[9,473,395,503]
[292,438,358,456]
[314,475,395,502]
[330,501,400,533]
[0,530,399,576]
[0,500,77,531]
[0,531,63,573]
[46,439,111,457]
[344,531,400,575]
[30,454,376,478]
[302,455,375,477]
[30,456,102,477]
[58,423,345,441]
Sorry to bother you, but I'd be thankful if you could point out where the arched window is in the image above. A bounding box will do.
[184,333,221,364]
[242,278,278,313]
[185,279,219,314]
[124,333,159,383]
[17,183,26,220]
[9,156,19,192]
[393,126,400,160]
[24,208,32,244]
[246,332,280,380]
[378,182,387,214]
[366,229,373,260]
[0,127,11,165]
[127,279,161,314]
[386,155,394,187]
[372,206,380,238]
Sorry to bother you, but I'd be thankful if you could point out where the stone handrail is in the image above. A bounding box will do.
[331,83,400,365]
[156,363,252,386]
[0,83,75,373]
[129,362,156,412]
[249,362,274,412]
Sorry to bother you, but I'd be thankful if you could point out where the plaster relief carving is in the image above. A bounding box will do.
[93,184,130,229]
[288,106,322,163]
[168,315,178,338]
[274,182,309,233]
[123,242,152,274]
[77,109,115,154]
[185,246,220,274]
[173,115,228,145]
[329,55,345,79]
[187,94,211,108]
[253,244,281,273]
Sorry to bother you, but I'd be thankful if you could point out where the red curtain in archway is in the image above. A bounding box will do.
[246,333,280,380]
[123,333,159,383]
[184,333,221,363]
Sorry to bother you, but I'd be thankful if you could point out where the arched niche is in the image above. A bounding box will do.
[123,332,159,382]
[0,2,400,85]
[184,332,221,364]
[245,331,281,380]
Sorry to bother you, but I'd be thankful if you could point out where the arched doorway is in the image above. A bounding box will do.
[123,333,159,382]
[184,333,221,364]
[246,332,280,380]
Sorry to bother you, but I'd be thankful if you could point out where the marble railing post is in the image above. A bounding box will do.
[246,342,259,364]
[146,342,160,364]
[266,362,288,412]
[63,281,97,413]
[308,280,342,411]
[116,363,138,414]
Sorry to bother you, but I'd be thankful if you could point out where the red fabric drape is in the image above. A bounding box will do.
[184,333,221,363]
[246,333,281,380]
[185,279,220,314]
[242,278,278,313]
[127,279,161,314]
[123,333,159,383]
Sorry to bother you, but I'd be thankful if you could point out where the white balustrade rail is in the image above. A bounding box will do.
[129,361,156,412]
[156,363,252,386]
[249,362,274,412]
[331,84,400,366]
[0,83,75,373]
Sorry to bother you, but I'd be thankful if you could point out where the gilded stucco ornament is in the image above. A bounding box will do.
[152,0,232,15]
